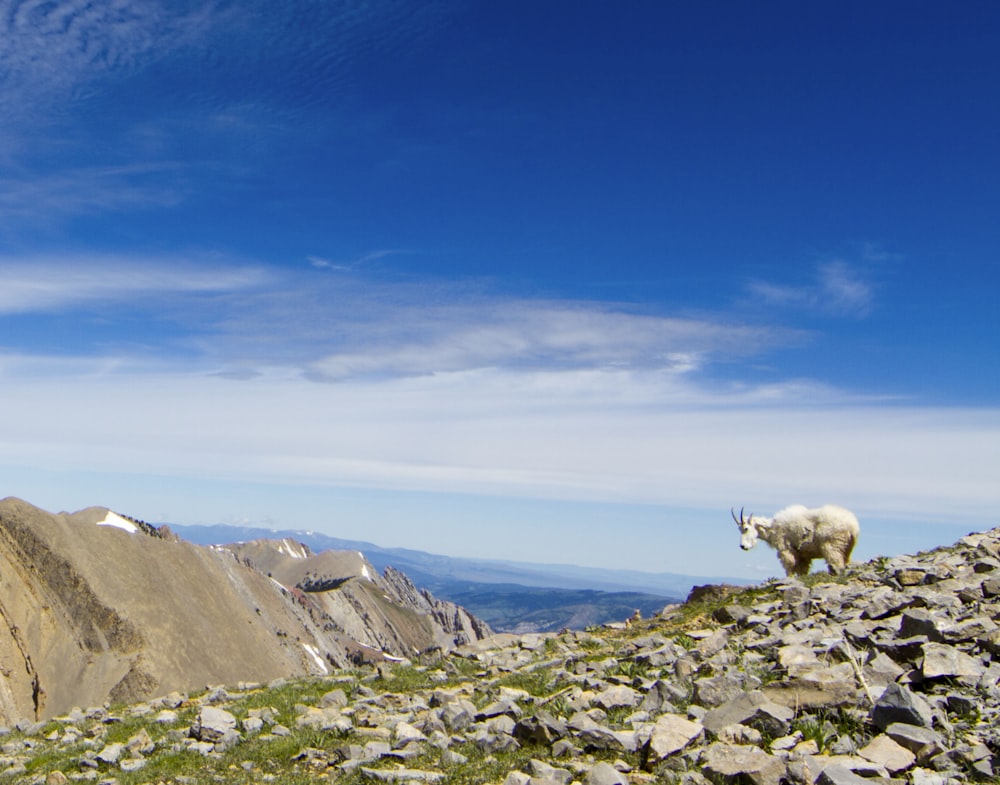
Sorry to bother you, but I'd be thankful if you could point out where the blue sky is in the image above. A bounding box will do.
[2,1,998,579]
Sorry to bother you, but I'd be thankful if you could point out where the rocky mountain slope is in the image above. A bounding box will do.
[5,522,1000,784]
[0,498,489,726]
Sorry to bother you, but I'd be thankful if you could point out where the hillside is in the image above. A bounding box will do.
[0,498,489,726]
[4,523,1000,784]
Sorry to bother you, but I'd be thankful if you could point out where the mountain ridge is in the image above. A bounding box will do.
[0,498,490,724]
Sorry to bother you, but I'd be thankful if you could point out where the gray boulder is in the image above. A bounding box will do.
[871,683,934,729]
[702,691,793,736]
[190,706,238,744]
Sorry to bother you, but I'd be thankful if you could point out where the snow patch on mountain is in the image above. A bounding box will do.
[96,511,138,533]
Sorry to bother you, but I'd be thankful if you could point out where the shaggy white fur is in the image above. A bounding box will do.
[733,504,860,576]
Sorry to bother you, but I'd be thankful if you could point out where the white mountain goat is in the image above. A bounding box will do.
[732,504,860,576]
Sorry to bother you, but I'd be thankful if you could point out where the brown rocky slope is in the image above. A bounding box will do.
[0,497,489,725]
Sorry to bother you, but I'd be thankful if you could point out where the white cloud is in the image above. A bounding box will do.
[818,261,873,315]
[0,367,996,530]
[305,303,780,380]
[0,257,268,314]
[749,260,873,317]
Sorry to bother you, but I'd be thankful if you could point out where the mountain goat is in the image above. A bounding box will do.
[732,504,859,576]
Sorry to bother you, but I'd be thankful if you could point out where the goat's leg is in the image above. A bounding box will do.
[823,549,846,574]
[778,550,800,576]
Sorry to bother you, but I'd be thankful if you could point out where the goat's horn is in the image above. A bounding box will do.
[731,507,741,525]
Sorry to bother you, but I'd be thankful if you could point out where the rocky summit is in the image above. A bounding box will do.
[4,524,1000,783]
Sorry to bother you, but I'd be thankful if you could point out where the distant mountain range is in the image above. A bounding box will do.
[173,522,749,632]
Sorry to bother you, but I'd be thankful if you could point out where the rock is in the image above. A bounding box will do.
[859,734,916,773]
[716,723,762,745]
[777,643,817,669]
[920,642,985,681]
[943,615,997,642]
[884,722,946,761]
[527,758,572,784]
[513,711,567,745]
[95,743,124,765]
[439,699,477,730]
[441,749,467,765]
[360,766,444,782]
[815,762,875,784]
[762,663,857,709]
[693,674,747,707]
[910,768,953,785]
[191,706,238,743]
[713,604,751,624]
[320,688,349,708]
[702,691,794,736]
[394,721,427,746]
[899,609,947,642]
[642,714,704,766]
[700,742,785,785]
[242,716,264,734]
[593,685,639,710]
[584,761,628,785]
[125,727,155,756]
[694,628,729,658]
[871,683,935,729]
[640,679,684,712]
[477,698,522,720]
[296,706,352,733]
[567,713,636,752]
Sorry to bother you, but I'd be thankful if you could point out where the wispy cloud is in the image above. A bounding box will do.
[0,366,996,528]
[0,0,445,126]
[304,302,779,380]
[0,257,268,315]
[0,0,180,120]
[749,260,874,317]
[175,269,796,381]
[0,256,794,387]
[308,250,405,273]
[0,164,187,221]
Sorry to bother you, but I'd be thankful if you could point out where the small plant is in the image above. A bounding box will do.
[791,716,836,752]
[790,708,868,753]
[495,667,559,698]
[543,637,561,655]
[607,657,651,681]
[578,636,606,652]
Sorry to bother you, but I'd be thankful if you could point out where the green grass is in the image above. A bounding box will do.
[368,663,450,695]
[492,667,559,698]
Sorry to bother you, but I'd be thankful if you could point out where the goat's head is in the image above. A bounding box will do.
[732,507,759,550]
